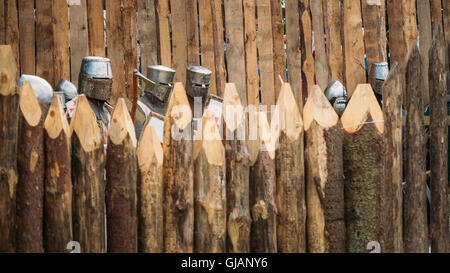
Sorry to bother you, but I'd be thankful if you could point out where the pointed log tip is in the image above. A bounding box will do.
[382,62,401,97]
[44,95,71,139]
[109,98,137,147]
[303,85,339,131]
[70,94,102,152]
[137,125,163,169]
[0,45,18,96]
[19,81,42,127]
[341,84,384,134]
[166,82,193,130]
[223,83,245,131]
[276,82,303,138]
[194,110,225,166]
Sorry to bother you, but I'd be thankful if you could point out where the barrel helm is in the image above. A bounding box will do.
[144,65,176,102]
[186,66,212,102]
[369,62,390,96]
[78,56,113,102]
[324,81,348,117]
[55,79,78,108]
[19,74,54,113]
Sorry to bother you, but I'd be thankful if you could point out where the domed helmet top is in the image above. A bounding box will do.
[186,66,212,101]
[324,80,347,117]
[55,79,78,106]
[19,74,54,110]
[145,65,176,101]
[78,56,113,102]
[369,62,389,95]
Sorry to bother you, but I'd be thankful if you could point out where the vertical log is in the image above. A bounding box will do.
[44,95,73,253]
[69,0,89,86]
[257,0,276,107]
[194,110,226,253]
[417,0,433,106]
[361,0,388,71]
[275,83,306,253]
[170,0,188,84]
[186,0,200,66]
[157,0,171,67]
[0,46,19,253]
[211,0,226,97]
[87,0,105,57]
[285,0,303,106]
[223,83,251,253]
[52,0,70,85]
[137,123,164,253]
[271,0,286,99]
[0,0,5,44]
[431,0,443,32]
[163,83,194,253]
[342,0,366,97]
[325,0,344,82]
[404,45,428,253]
[123,0,138,100]
[18,0,36,75]
[36,0,54,86]
[299,0,315,97]
[381,63,403,253]
[224,1,247,106]
[429,29,449,253]
[304,85,345,253]
[444,0,450,51]
[137,0,158,68]
[198,0,217,95]
[244,0,259,106]
[249,111,277,253]
[311,0,329,90]
[341,84,385,253]
[106,0,126,105]
[16,82,45,253]
[106,98,138,253]
[70,95,106,253]
[5,0,19,79]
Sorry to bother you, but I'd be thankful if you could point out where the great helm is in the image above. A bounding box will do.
[369,62,389,95]
[186,66,212,101]
[324,81,348,117]
[19,74,54,111]
[145,65,176,101]
[55,79,78,106]
[78,56,113,101]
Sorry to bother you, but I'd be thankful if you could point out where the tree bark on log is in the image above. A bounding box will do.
[44,96,73,253]
[304,85,345,253]
[194,111,226,253]
[0,46,19,253]
[275,83,306,253]
[404,45,428,253]
[16,82,45,253]
[223,83,251,253]
[106,98,138,253]
[70,95,106,253]
[163,83,194,253]
[381,63,404,253]
[417,0,433,106]
[429,29,449,253]
[341,84,386,253]
[249,111,277,253]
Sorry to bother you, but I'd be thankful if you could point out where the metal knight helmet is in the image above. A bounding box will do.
[78,56,113,102]
[324,80,348,117]
[186,66,212,101]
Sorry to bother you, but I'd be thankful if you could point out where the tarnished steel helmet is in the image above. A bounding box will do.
[186,66,212,100]
[145,65,176,101]
[369,62,389,95]
[324,80,348,117]
[19,74,54,109]
[56,79,78,102]
[78,56,113,101]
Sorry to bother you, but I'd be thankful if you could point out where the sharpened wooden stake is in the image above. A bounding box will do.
[223,83,251,253]
[304,85,345,253]
[44,95,73,253]
[70,95,106,253]
[16,82,45,253]
[341,84,386,253]
[275,83,306,253]
[106,98,138,253]
[194,110,226,253]
[137,123,164,253]
[382,63,404,253]
[404,45,428,253]
[429,29,449,253]
[249,111,277,253]
[163,83,194,253]
[0,45,19,253]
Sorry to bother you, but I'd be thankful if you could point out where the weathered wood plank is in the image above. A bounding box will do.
[123,0,138,100]
[69,0,89,86]
[5,0,19,79]
[186,0,200,66]
[211,0,226,97]
[18,0,36,75]
[87,0,105,56]
[170,0,188,84]
[417,0,433,106]
[361,0,387,71]
[325,0,344,82]
[137,0,158,68]
[198,0,217,95]
[52,0,70,85]
[157,0,171,67]
[36,0,54,86]
[299,0,314,97]
[311,0,329,90]
[243,0,259,106]
[271,0,286,100]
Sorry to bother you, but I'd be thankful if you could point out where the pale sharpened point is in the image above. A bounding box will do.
[108,98,137,147]
[0,45,18,96]
[303,85,339,131]
[44,95,70,140]
[19,81,42,127]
